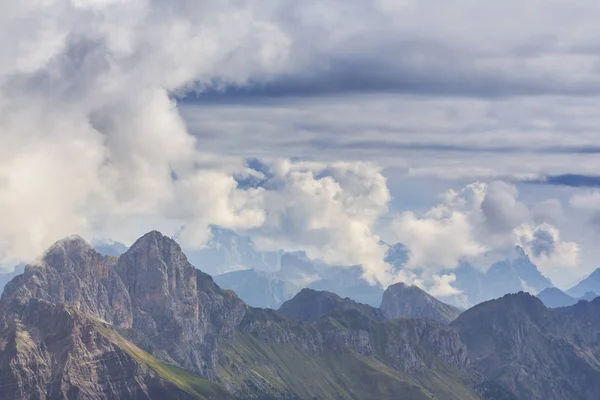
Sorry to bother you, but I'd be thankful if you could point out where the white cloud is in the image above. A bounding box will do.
[570,191,600,210]
[0,0,594,295]
[427,274,461,297]
[387,181,581,286]
[516,223,581,283]
[0,0,292,265]
[249,160,395,286]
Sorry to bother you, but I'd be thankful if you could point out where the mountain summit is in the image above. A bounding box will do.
[380,282,462,323]
[568,268,600,298]
[0,231,485,400]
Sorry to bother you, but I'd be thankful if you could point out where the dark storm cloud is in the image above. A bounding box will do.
[283,139,600,156]
[526,174,600,188]
[182,56,600,102]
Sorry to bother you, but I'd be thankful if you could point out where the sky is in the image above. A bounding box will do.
[2,0,600,292]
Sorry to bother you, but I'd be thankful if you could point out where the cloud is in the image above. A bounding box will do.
[0,0,293,265]
[387,181,580,284]
[427,274,461,297]
[245,160,396,286]
[570,191,600,210]
[516,224,581,280]
[527,174,600,188]
[181,0,600,100]
[0,0,594,293]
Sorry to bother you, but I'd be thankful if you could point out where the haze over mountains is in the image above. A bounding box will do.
[2,231,600,399]
[3,225,596,313]
[75,226,590,311]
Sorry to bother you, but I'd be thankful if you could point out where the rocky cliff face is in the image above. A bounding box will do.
[452,292,600,400]
[380,282,462,323]
[0,232,486,399]
[0,298,206,400]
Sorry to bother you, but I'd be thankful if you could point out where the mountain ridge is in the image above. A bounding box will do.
[0,232,483,400]
[381,282,462,323]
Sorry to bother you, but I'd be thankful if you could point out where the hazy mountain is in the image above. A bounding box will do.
[536,287,598,308]
[443,247,553,308]
[182,225,279,275]
[93,238,129,257]
[568,268,600,298]
[381,282,462,323]
[308,265,385,307]
[211,236,387,308]
[536,287,579,308]
[0,263,24,295]
[277,251,321,286]
[581,291,599,301]
[0,232,485,400]
[214,268,300,309]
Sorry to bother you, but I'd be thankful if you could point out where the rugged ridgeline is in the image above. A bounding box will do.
[568,268,600,298]
[4,232,600,399]
[452,292,600,400]
[0,232,483,400]
[380,283,462,323]
[207,229,555,310]
[537,287,598,308]
[278,288,386,322]
[214,269,300,309]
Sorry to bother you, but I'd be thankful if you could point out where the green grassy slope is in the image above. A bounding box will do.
[217,321,481,400]
[96,322,234,400]
[219,333,433,400]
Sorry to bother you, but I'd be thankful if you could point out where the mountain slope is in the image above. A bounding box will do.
[445,248,553,308]
[534,287,596,308]
[278,288,386,322]
[381,282,461,323]
[452,292,600,400]
[568,268,600,298]
[93,238,129,257]
[0,232,484,400]
[214,269,300,309]
[0,297,225,400]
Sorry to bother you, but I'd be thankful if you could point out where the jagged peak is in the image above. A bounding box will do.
[476,291,546,313]
[384,282,433,296]
[43,234,93,257]
[118,230,192,274]
[294,287,342,300]
[128,230,177,250]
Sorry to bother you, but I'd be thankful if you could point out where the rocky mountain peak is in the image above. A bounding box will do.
[278,288,385,322]
[568,268,600,298]
[42,234,96,268]
[115,231,198,316]
[381,282,461,323]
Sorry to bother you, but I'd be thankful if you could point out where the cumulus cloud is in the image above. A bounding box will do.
[0,0,293,265]
[516,224,581,281]
[244,160,396,286]
[387,181,580,284]
[0,0,591,294]
[427,274,461,297]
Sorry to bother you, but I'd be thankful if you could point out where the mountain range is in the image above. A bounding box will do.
[2,227,599,315]
[567,268,600,298]
[2,231,600,398]
[537,287,598,308]
[201,229,559,310]
[0,227,589,312]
